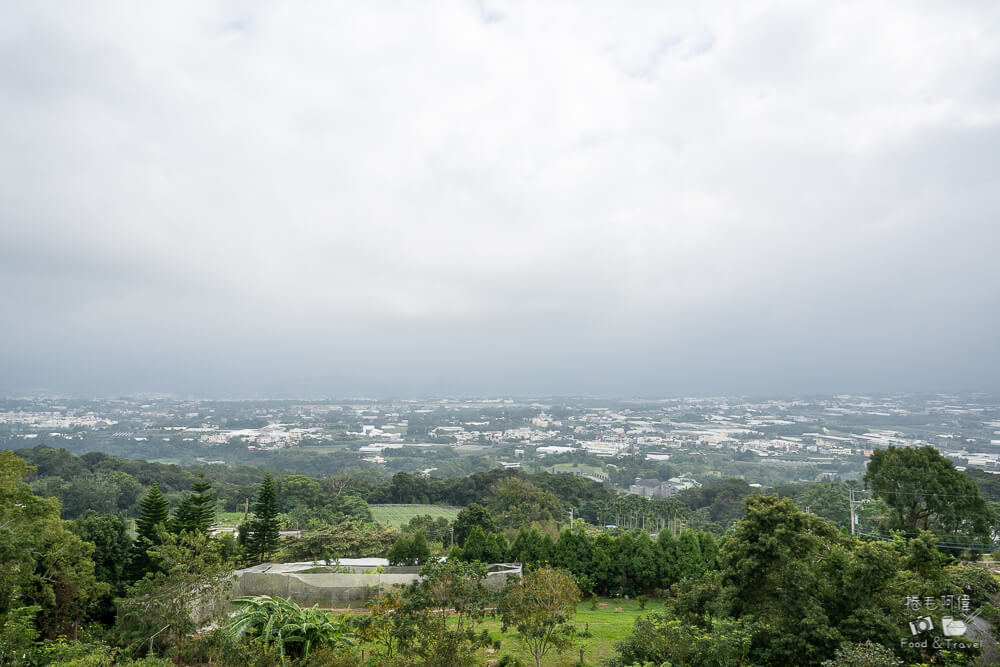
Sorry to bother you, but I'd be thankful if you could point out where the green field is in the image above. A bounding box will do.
[343,598,647,665]
[370,504,462,528]
[215,511,246,527]
[479,599,646,666]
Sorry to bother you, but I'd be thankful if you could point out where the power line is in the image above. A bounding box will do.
[862,489,1000,500]
[854,532,995,552]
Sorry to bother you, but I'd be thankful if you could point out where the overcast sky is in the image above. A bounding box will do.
[1,1,998,398]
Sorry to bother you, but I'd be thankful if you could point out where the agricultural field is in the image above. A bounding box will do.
[369,503,463,528]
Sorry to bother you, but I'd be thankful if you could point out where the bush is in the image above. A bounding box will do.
[820,641,903,667]
[609,614,751,667]
[300,646,364,666]
[0,606,41,665]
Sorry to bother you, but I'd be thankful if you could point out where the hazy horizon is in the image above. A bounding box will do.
[3,2,998,397]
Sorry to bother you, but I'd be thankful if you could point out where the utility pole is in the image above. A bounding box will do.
[849,489,865,535]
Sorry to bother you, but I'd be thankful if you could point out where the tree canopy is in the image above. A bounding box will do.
[865,445,994,542]
[0,451,104,636]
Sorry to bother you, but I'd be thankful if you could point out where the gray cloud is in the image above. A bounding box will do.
[1,0,998,397]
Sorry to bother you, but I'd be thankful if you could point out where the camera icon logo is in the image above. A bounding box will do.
[909,616,934,636]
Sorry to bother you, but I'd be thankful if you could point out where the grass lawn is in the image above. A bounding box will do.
[370,504,462,529]
[215,511,246,526]
[344,598,648,666]
[476,600,647,666]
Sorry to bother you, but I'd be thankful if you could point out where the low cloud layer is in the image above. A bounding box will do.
[2,1,998,397]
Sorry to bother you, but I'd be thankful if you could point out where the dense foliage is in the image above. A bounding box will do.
[4,443,1000,666]
[865,445,994,542]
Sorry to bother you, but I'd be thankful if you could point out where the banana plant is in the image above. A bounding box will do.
[225,595,355,664]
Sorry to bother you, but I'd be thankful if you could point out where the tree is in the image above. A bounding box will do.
[354,588,405,660]
[69,511,131,622]
[129,483,171,580]
[674,531,705,582]
[458,525,489,562]
[487,478,564,530]
[135,483,170,544]
[716,496,847,663]
[392,559,495,666]
[508,526,554,568]
[179,472,215,534]
[628,531,658,593]
[247,474,281,564]
[0,451,104,636]
[452,503,497,545]
[865,445,994,541]
[170,497,199,536]
[552,528,593,578]
[773,481,852,528]
[282,521,397,562]
[590,533,622,594]
[677,478,755,525]
[499,566,581,667]
[387,531,431,566]
[116,531,234,657]
[485,531,508,564]
[402,514,451,545]
[697,531,718,571]
[275,475,324,513]
[656,530,677,588]
[696,495,955,665]
[0,604,41,665]
[169,473,215,535]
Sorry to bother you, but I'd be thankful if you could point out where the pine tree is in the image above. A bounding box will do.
[129,483,170,580]
[190,472,216,533]
[135,483,170,543]
[170,496,198,534]
[247,473,281,563]
[172,473,215,534]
